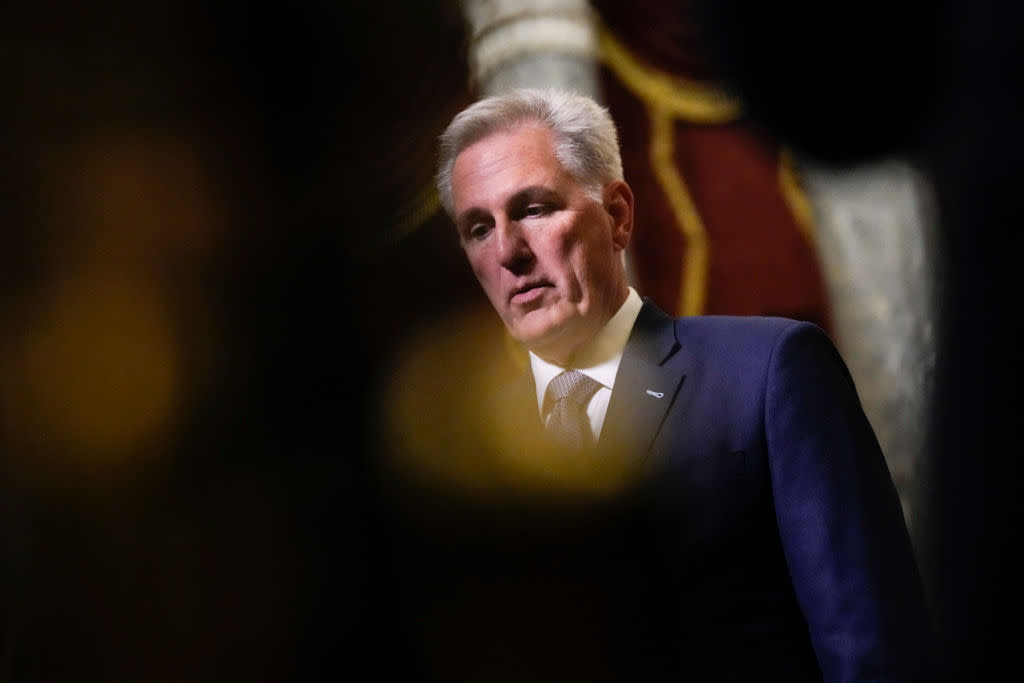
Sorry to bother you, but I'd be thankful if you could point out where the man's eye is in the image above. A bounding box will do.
[524,204,547,217]
[468,224,491,239]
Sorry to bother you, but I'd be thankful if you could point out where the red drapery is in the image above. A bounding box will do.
[594,0,832,332]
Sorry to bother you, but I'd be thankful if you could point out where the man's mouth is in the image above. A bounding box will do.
[510,282,551,306]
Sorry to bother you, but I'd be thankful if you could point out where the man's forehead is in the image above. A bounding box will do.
[453,124,561,183]
[458,122,554,161]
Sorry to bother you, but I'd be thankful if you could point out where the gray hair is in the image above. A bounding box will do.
[436,88,624,217]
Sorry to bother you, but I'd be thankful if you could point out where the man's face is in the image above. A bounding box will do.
[451,123,632,365]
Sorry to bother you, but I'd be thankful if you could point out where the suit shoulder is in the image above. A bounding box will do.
[670,316,839,377]
[675,314,826,347]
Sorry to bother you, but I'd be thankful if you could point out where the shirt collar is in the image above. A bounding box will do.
[530,287,643,412]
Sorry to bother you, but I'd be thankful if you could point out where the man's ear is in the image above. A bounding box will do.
[603,180,634,251]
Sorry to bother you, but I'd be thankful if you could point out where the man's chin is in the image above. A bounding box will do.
[508,327,548,353]
[511,300,577,339]
[511,325,574,361]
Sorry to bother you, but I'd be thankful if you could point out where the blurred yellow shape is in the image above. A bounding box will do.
[380,307,637,502]
[1,272,179,464]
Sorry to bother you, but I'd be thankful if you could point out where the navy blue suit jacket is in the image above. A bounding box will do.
[483,298,936,682]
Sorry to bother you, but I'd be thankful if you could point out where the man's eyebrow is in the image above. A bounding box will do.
[455,206,490,228]
[510,186,559,204]
[456,186,562,227]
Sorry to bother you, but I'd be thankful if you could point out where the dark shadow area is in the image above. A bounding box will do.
[0,1,472,680]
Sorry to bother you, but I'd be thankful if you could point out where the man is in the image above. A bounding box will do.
[428,88,936,682]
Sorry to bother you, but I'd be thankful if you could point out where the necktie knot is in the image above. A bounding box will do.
[544,369,602,451]
[546,369,602,407]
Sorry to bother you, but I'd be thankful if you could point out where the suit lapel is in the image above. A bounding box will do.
[597,299,688,463]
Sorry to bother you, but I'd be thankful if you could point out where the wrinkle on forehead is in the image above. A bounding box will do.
[451,125,569,216]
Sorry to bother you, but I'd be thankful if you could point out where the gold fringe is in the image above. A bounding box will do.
[648,105,709,316]
[596,21,737,315]
[596,22,741,124]
[777,147,817,246]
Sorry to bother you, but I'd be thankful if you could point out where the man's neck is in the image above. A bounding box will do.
[529,287,641,368]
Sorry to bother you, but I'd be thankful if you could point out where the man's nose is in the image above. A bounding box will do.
[496,219,532,270]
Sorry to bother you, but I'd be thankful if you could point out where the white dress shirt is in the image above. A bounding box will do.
[530,287,643,441]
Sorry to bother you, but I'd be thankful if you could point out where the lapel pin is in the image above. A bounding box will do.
[645,389,664,398]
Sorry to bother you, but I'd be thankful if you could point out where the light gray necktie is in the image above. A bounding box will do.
[544,369,602,452]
